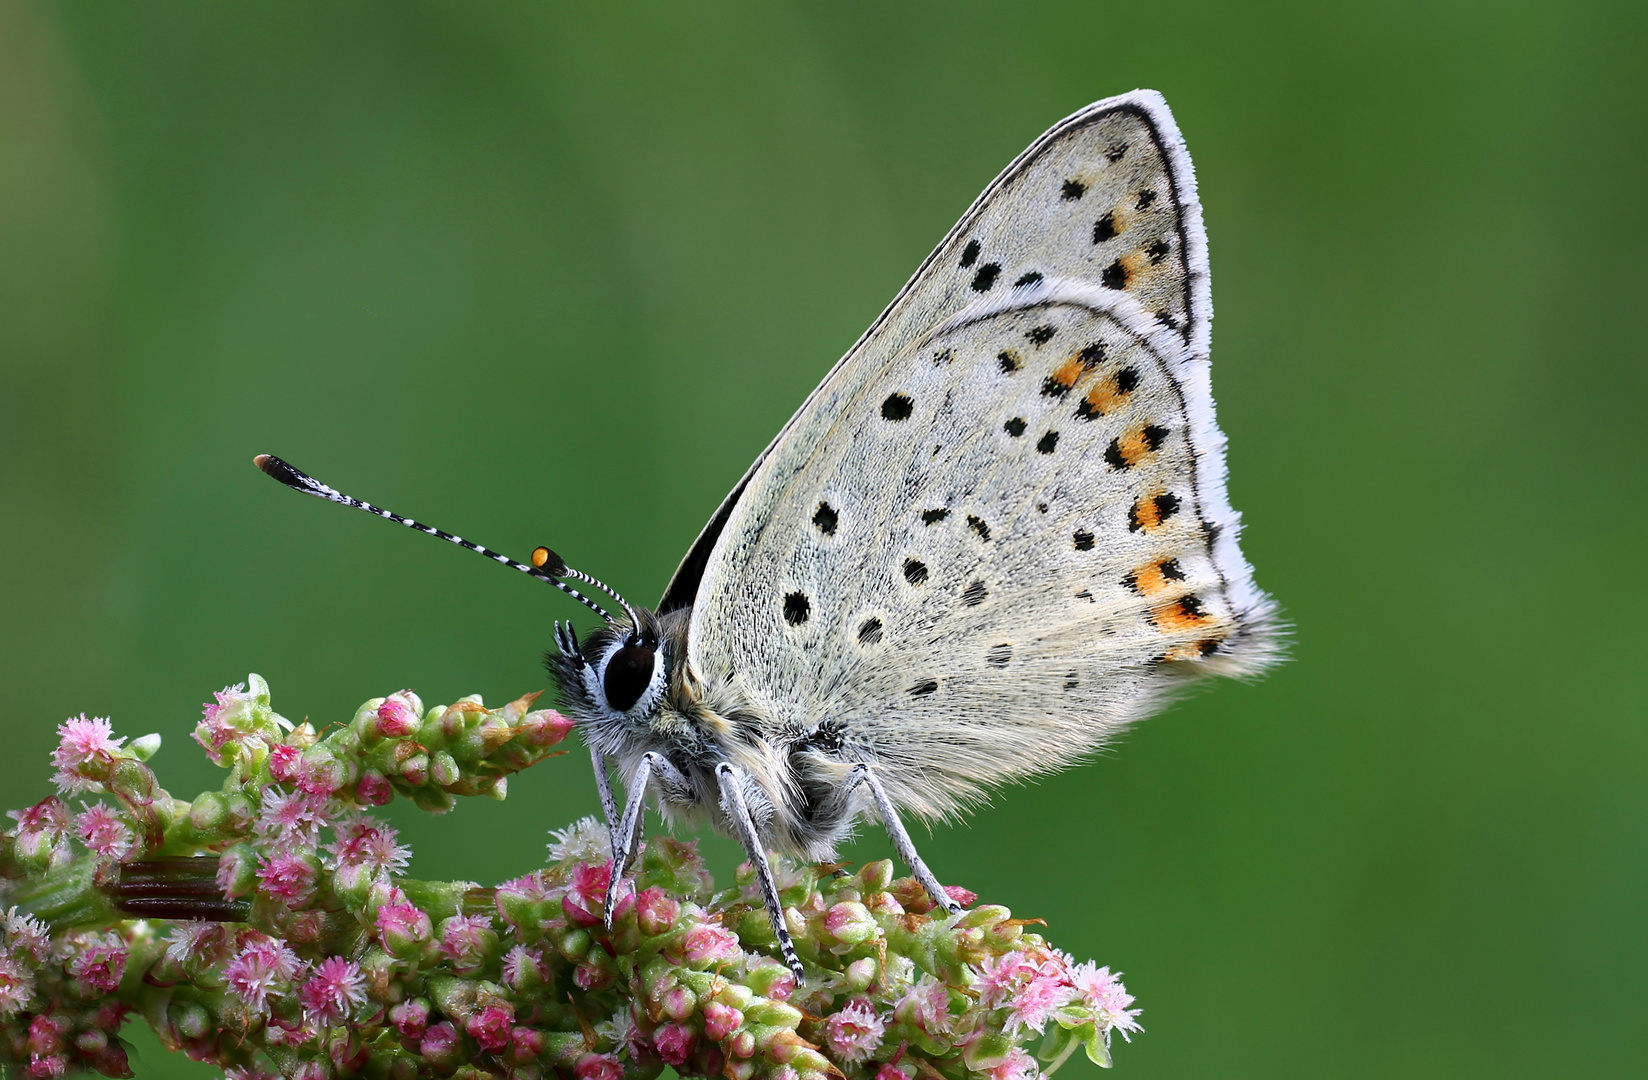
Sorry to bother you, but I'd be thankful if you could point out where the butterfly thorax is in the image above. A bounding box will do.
[548,607,870,861]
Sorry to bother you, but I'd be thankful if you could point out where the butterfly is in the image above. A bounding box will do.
[256,88,1278,980]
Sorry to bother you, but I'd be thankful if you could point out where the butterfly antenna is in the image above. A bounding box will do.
[535,554,645,641]
[253,454,616,624]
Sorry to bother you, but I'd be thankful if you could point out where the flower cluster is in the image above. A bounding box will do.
[0,676,1139,1079]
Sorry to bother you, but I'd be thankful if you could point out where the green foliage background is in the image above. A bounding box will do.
[3,2,1643,1076]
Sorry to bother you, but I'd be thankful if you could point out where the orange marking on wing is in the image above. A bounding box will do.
[1048,357,1084,391]
[1150,595,1213,633]
[1083,373,1130,417]
[1111,426,1159,467]
[1125,559,1178,596]
[1161,637,1225,662]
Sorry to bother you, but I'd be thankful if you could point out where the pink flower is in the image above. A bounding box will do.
[255,788,325,847]
[294,753,345,797]
[635,887,682,935]
[74,804,133,859]
[437,914,496,971]
[67,934,128,995]
[895,977,952,1035]
[162,921,230,969]
[987,1048,1039,1080]
[823,998,884,1064]
[326,814,410,873]
[267,744,302,782]
[264,1015,316,1048]
[1006,970,1076,1036]
[376,899,432,956]
[7,798,68,838]
[298,956,367,1027]
[465,1003,514,1053]
[256,852,318,907]
[574,1052,624,1080]
[224,936,303,1014]
[518,708,575,746]
[501,944,549,993]
[419,1022,461,1064]
[653,1022,696,1066]
[51,715,124,793]
[3,907,53,964]
[681,924,740,967]
[568,860,612,914]
[1069,962,1142,1043]
[0,954,37,1017]
[389,998,430,1040]
[355,770,393,806]
[703,1001,743,1042]
[194,684,252,764]
[376,697,417,738]
[876,1066,914,1080]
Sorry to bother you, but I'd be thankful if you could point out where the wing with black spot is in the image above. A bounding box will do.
[675,92,1278,819]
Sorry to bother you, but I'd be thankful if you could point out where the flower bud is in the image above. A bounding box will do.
[681,924,740,968]
[635,887,681,936]
[703,1002,744,1042]
[464,1004,513,1053]
[376,696,418,739]
[377,901,433,959]
[389,998,430,1042]
[825,901,878,946]
[419,1022,464,1069]
[430,751,460,789]
[653,1023,696,1066]
[845,956,878,991]
[517,709,574,747]
[572,1053,623,1080]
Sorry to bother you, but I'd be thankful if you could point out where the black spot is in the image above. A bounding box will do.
[857,617,883,646]
[1161,559,1186,580]
[812,502,838,535]
[920,508,950,525]
[1026,325,1056,345]
[959,239,980,268]
[1014,271,1043,288]
[1116,367,1141,392]
[1121,572,1139,594]
[971,263,1002,291]
[966,515,991,541]
[909,679,938,698]
[932,348,954,366]
[1041,375,1072,399]
[881,393,914,421]
[998,350,1022,373]
[1078,342,1105,368]
[1036,431,1060,454]
[1037,502,1048,513]
[1181,594,1207,618]
[1092,212,1118,243]
[1064,671,1080,689]
[962,580,988,606]
[986,643,1013,667]
[1127,493,1182,532]
[1101,260,1129,290]
[1103,424,1169,470]
[1073,530,1095,551]
[1146,240,1171,265]
[1061,179,1086,200]
[1198,639,1221,656]
[1075,589,1094,601]
[903,558,929,585]
[1004,417,1027,437]
[1136,189,1157,210]
[783,592,810,625]
[1154,310,1179,329]
[1105,143,1127,162]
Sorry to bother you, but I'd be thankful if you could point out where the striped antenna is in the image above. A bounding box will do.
[253,454,616,624]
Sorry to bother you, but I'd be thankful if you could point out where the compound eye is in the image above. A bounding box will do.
[602,643,656,713]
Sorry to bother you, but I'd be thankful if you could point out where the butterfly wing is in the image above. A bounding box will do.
[673,90,1277,821]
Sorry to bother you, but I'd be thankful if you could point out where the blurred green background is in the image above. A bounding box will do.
[3,1,1644,1076]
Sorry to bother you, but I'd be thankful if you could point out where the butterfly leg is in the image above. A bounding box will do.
[846,763,962,916]
[715,762,805,981]
[603,751,689,928]
[589,746,621,855]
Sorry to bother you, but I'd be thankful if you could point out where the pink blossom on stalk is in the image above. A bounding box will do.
[67,934,127,995]
[0,953,37,1017]
[73,804,133,859]
[703,1001,743,1042]
[388,998,430,1040]
[573,1052,624,1080]
[567,860,612,915]
[376,898,432,956]
[298,956,367,1027]
[7,797,69,839]
[822,998,885,1064]
[375,696,417,738]
[194,684,252,764]
[256,851,318,907]
[224,936,303,1014]
[418,1022,461,1066]
[267,744,302,782]
[895,977,952,1036]
[681,924,740,966]
[501,944,548,994]
[162,921,230,969]
[255,788,325,847]
[465,1003,513,1053]
[437,914,496,970]
[1069,962,1142,1043]
[264,1015,316,1048]
[987,1047,1039,1080]
[3,907,53,964]
[653,1022,696,1066]
[517,708,574,746]
[50,715,125,793]
[355,770,393,805]
[326,814,410,873]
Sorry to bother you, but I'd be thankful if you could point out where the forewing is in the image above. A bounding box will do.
[661,90,1211,613]
[678,92,1277,819]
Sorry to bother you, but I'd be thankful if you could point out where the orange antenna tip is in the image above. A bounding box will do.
[253,454,271,469]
